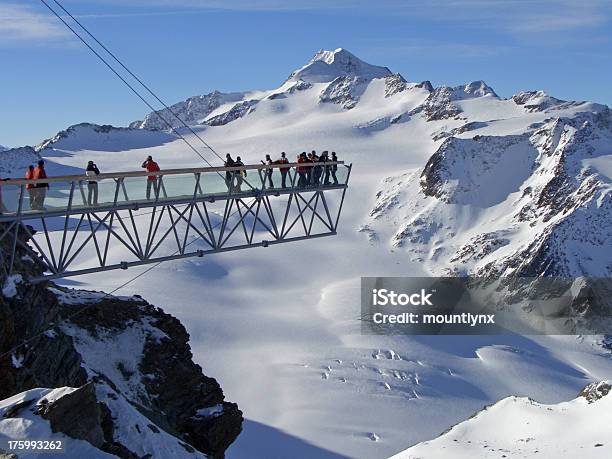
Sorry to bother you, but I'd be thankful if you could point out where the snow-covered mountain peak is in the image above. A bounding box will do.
[463,80,497,97]
[288,47,393,83]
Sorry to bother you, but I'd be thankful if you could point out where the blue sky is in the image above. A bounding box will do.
[1,0,611,147]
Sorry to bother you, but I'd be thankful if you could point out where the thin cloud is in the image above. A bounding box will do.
[0,3,70,43]
[90,0,612,38]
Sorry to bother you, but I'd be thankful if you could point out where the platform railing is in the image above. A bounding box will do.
[0,161,349,221]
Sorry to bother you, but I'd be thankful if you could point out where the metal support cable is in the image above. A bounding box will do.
[37,0,242,186]
[50,0,227,165]
[38,0,257,190]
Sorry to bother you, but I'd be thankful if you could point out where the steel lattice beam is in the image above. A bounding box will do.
[0,186,349,283]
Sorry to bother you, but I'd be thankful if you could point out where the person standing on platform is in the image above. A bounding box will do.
[331,151,339,185]
[297,152,308,188]
[276,152,290,188]
[86,160,100,206]
[234,156,246,192]
[25,165,35,209]
[141,155,160,200]
[262,154,274,188]
[32,160,49,210]
[224,153,236,192]
[321,151,331,185]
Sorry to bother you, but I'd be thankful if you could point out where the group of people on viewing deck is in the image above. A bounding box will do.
[7,151,339,212]
[224,150,339,191]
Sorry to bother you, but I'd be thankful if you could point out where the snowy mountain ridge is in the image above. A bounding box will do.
[392,380,612,459]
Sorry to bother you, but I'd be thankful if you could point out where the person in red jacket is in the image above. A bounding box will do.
[141,155,160,199]
[275,152,290,188]
[296,152,308,188]
[32,160,49,210]
[25,164,35,209]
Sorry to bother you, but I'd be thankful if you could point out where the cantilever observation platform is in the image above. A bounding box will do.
[0,161,351,282]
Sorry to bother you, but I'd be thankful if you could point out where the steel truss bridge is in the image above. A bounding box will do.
[0,161,350,282]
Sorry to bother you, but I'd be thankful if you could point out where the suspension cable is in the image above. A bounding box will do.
[38,0,218,167]
[49,0,227,165]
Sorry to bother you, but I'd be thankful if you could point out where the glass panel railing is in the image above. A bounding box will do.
[74,178,119,208]
[120,176,149,203]
[96,178,120,207]
[38,182,73,211]
[260,168,293,190]
[0,185,23,214]
[0,163,350,216]
[203,170,254,196]
[157,173,198,201]
[332,164,350,186]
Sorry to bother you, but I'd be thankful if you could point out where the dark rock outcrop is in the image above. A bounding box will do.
[0,224,243,457]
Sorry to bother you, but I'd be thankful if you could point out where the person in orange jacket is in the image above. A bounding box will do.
[297,152,308,188]
[141,155,160,199]
[32,160,49,210]
[275,152,290,188]
[25,164,35,209]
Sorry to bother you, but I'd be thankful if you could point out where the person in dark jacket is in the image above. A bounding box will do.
[234,156,246,192]
[306,151,316,186]
[85,160,100,206]
[331,151,339,184]
[224,153,236,192]
[321,151,331,185]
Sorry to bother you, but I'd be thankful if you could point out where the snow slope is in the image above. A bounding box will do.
[392,381,612,459]
[2,48,612,458]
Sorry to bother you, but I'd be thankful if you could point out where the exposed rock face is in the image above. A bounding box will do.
[319,75,368,110]
[365,95,611,314]
[37,383,106,449]
[409,86,463,121]
[131,91,246,131]
[384,73,408,98]
[0,224,242,458]
[415,80,434,92]
[579,380,611,403]
[204,100,258,126]
[415,110,612,279]
[409,81,497,121]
